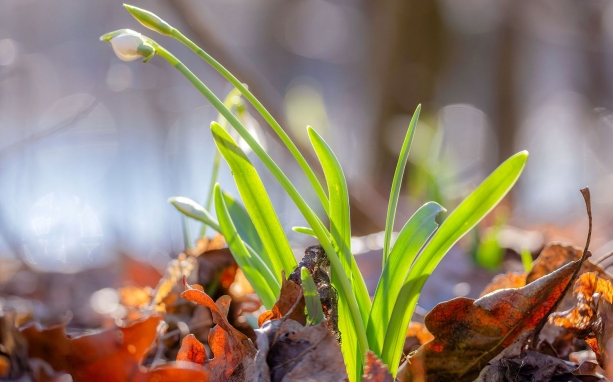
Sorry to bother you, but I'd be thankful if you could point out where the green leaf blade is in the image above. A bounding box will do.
[301,267,325,325]
[214,184,278,308]
[307,126,371,324]
[307,126,351,273]
[367,201,444,355]
[212,122,297,281]
[382,150,529,376]
[383,105,421,266]
[222,192,266,257]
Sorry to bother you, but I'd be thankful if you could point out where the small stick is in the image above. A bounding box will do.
[580,187,593,261]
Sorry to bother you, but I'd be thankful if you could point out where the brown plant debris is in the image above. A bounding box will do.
[400,256,585,382]
[254,319,346,382]
[363,350,393,382]
[550,272,613,368]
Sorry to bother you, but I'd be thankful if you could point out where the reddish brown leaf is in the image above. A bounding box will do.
[400,256,584,382]
[480,272,526,297]
[523,243,612,359]
[181,282,256,380]
[177,334,206,366]
[527,243,610,284]
[257,274,305,327]
[363,350,393,382]
[550,272,613,367]
[21,315,186,382]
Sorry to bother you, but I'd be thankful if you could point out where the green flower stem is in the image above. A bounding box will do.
[200,88,243,238]
[150,40,368,358]
[170,29,330,215]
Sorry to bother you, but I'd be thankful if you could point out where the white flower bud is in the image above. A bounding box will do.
[109,30,146,61]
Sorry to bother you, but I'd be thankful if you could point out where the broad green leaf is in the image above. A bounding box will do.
[307,126,351,273]
[212,122,297,281]
[382,150,529,376]
[222,191,265,257]
[213,184,278,308]
[301,267,325,325]
[367,202,444,355]
[308,126,369,380]
[383,105,420,265]
[307,126,371,323]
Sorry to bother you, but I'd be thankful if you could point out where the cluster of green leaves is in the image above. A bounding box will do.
[103,6,529,380]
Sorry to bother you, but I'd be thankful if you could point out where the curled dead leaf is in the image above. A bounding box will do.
[181,280,256,381]
[549,272,613,367]
[258,274,305,327]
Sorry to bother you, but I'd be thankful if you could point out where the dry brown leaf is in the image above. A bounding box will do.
[258,274,305,327]
[363,350,393,382]
[22,315,160,381]
[181,281,256,381]
[254,319,346,382]
[177,334,206,366]
[0,310,28,379]
[21,315,209,381]
[527,243,610,284]
[400,256,584,382]
[480,272,526,297]
[197,248,237,289]
[550,272,613,367]
[527,243,611,359]
[476,349,581,382]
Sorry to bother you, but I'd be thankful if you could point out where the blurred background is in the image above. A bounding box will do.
[2,0,613,316]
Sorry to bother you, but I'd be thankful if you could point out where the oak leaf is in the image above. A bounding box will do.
[549,272,613,367]
[181,282,256,381]
[177,334,206,366]
[527,243,610,284]
[400,257,584,382]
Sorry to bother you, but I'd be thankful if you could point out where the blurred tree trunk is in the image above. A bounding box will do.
[370,0,446,184]
[493,1,518,165]
[352,0,445,234]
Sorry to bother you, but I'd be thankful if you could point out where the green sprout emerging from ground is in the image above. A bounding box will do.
[102,6,529,380]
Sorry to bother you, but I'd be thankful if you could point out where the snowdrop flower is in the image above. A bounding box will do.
[124,4,174,36]
[100,29,154,62]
